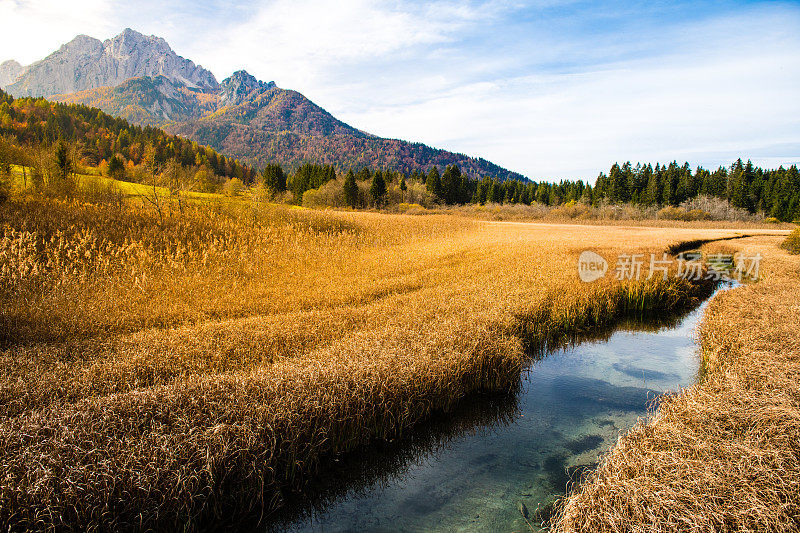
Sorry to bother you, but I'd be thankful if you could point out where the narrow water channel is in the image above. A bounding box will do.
[270,285,730,533]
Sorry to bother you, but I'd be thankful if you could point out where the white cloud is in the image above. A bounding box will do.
[194,0,504,91]
[342,52,800,179]
[322,7,800,179]
[0,0,115,64]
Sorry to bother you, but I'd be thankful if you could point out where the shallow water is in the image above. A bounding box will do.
[271,288,726,533]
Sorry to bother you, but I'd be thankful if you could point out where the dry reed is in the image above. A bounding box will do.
[0,196,762,530]
[553,234,800,532]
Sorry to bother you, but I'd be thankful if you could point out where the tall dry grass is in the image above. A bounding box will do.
[0,196,751,530]
[553,235,800,532]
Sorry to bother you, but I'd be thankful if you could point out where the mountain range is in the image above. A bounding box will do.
[1,29,525,180]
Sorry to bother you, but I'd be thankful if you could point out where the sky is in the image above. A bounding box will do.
[1,0,799,180]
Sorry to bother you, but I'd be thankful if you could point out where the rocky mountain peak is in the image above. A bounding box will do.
[104,28,171,60]
[5,28,218,97]
[5,30,525,181]
[219,70,275,105]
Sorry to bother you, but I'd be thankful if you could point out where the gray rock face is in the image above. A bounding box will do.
[0,60,25,89]
[219,70,276,106]
[6,28,218,97]
[102,29,218,91]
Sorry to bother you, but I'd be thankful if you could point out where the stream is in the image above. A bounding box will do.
[269,285,731,532]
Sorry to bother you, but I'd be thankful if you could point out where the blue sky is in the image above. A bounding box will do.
[2,0,799,180]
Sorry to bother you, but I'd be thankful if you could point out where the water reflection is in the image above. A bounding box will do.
[261,289,725,532]
[263,391,522,531]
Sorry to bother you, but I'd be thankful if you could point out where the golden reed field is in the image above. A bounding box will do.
[0,196,794,530]
[554,232,800,532]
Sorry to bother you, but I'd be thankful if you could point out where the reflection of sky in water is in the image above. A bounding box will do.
[276,290,727,533]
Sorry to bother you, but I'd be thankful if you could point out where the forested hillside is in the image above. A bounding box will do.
[0,89,256,186]
[173,118,523,179]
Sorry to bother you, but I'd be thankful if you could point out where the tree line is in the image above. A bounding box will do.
[592,160,800,221]
[1,87,797,220]
[269,159,797,221]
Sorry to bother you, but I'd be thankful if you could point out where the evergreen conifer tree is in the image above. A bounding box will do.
[262,163,286,192]
[343,168,358,208]
[440,165,462,204]
[426,166,442,198]
[370,171,387,207]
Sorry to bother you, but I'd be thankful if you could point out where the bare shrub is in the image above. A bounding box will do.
[679,195,758,222]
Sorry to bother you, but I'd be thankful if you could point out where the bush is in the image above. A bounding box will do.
[223,178,244,197]
[0,168,9,204]
[396,202,428,215]
[79,178,125,206]
[657,206,711,221]
[657,206,690,221]
[679,195,756,222]
[688,209,712,221]
[551,201,590,219]
[389,180,433,207]
[781,228,800,254]
[302,179,346,208]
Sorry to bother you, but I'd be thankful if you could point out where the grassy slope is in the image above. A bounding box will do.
[8,164,221,201]
[554,235,800,531]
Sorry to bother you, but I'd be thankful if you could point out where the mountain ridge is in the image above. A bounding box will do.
[1,30,526,180]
